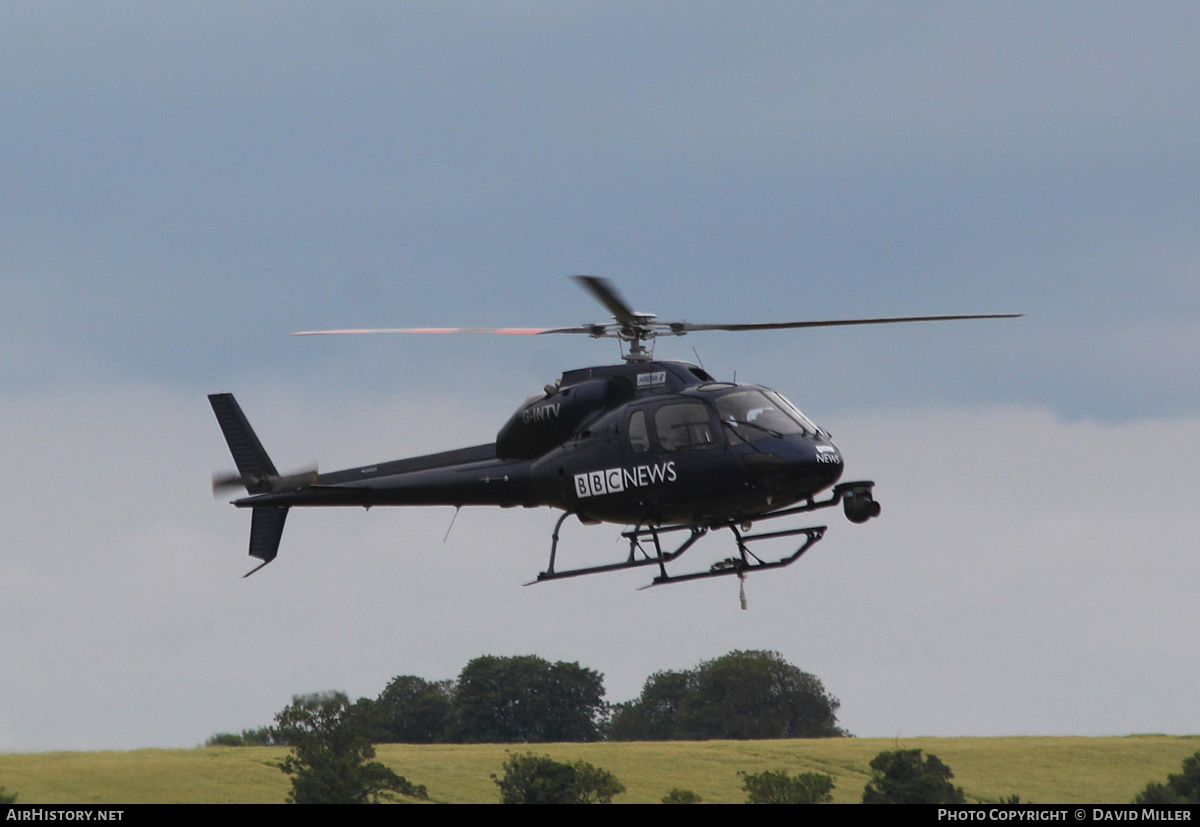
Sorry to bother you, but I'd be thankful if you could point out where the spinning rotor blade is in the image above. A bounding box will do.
[211,465,318,497]
[678,313,1023,333]
[292,315,1021,338]
[212,470,248,495]
[292,326,594,336]
[290,277,1020,363]
[571,275,641,326]
[568,276,1020,334]
[293,277,642,339]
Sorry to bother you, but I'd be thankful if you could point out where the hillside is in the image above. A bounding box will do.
[2,735,1196,804]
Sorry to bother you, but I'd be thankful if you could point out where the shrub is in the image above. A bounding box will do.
[861,749,966,804]
[1133,751,1200,805]
[492,752,625,804]
[661,788,702,804]
[741,769,834,804]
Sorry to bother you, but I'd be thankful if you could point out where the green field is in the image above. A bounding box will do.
[2,735,1196,804]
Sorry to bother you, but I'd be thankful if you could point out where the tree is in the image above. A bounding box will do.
[454,655,606,743]
[205,726,286,747]
[0,787,16,805]
[273,691,426,804]
[375,675,454,743]
[660,788,702,804]
[611,651,844,741]
[492,752,625,804]
[239,726,284,746]
[741,769,835,804]
[1133,751,1200,805]
[609,669,696,741]
[861,749,966,804]
[683,650,844,739]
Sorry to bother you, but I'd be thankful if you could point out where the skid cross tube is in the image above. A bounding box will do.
[641,523,825,588]
[527,516,708,584]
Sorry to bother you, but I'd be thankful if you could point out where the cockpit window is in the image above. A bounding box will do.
[716,390,820,443]
[628,410,650,453]
[766,390,823,435]
[655,402,715,451]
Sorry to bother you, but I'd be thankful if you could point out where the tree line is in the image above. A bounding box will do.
[205,645,1200,804]
[263,689,955,805]
[261,694,997,805]
[208,649,845,747]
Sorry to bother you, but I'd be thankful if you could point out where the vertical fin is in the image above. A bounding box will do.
[208,393,290,574]
[243,506,289,577]
[208,393,279,493]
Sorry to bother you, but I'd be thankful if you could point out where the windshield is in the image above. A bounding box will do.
[716,389,821,443]
[765,390,823,434]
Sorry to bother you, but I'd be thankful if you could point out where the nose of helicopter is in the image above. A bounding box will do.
[809,439,845,491]
[739,437,844,495]
[801,438,844,493]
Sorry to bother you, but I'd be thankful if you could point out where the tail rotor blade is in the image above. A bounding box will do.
[212,470,249,496]
[211,464,317,497]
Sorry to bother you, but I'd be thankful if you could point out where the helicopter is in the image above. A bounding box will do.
[210,276,1019,586]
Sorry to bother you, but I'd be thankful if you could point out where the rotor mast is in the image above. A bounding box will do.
[612,312,659,362]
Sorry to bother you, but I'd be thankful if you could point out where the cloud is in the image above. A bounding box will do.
[2,379,1194,750]
[2,1,1197,751]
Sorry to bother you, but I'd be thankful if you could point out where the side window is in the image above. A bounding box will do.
[655,402,714,451]
[628,410,650,453]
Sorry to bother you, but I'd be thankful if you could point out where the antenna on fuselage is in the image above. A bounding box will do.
[443,506,461,544]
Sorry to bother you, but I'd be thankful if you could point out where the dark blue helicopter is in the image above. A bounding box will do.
[211,277,1018,586]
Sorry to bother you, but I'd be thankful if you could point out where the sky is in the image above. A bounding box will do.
[1,2,1198,753]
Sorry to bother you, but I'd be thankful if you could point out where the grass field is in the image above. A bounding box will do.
[1,735,1196,804]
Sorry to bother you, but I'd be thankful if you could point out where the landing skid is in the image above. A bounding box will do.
[526,481,876,589]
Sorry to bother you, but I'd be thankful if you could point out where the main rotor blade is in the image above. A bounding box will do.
[571,275,639,327]
[291,314,1021,339]
[292,326,593,336]
[678,313,1022,333]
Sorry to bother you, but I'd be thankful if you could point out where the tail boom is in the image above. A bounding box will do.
[210,392,541,574]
